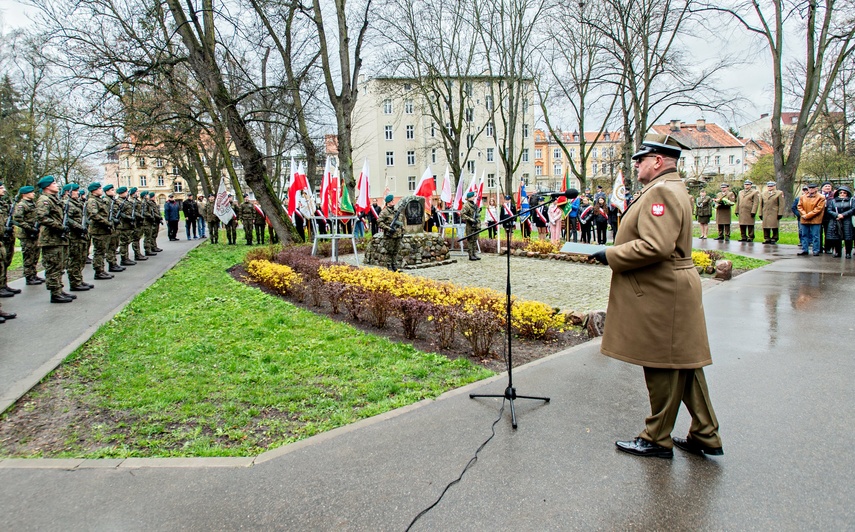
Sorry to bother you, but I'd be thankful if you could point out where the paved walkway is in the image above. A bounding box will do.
[1,238,854,529]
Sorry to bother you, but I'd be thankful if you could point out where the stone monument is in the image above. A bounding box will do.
[365,195,454,269]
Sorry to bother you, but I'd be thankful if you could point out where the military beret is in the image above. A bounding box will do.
[466,191,475,199]
[743,180,752,185]
[70,183,80,191]
[61,184,73,193]
[103,184,114,192]
[129,187,138,194]
[87,182,101,192]
[37,175,55,189]
[18,185,34,194]
[384,194,394,203]
[766,181,776,187]
[117,186,128,194]
[0,180,3,186]
[807,183,818,188]
[139,191,147,197]
[631,133,691,161]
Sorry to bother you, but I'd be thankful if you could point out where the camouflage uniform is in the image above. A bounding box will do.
[0,195,15,290]
[35,191,69,298]
[225,201,239,244]
[148,196,162,252]
[205,200,220,243]
[461,198,481,260]
[87,193,113,277]
[131,196,146,260]
[252,203,266,244]
[64,195,88,289]
[106,193,123,269]
[377,203,403,271]
[140,196,155,255]
[13,196,43,283]
[239,200,255,244]
[116,195,136,263]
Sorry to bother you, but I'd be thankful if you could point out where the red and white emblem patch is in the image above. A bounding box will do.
[651,204,665,216]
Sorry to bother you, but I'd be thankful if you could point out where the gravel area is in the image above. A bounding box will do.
[343,250,613,314]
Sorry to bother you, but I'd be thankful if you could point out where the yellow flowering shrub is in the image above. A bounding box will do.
[525,240,557,254]
[692,251,712,270]
[512,300,565,339]
[246,260,303,294]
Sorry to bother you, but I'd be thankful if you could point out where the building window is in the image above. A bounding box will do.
[407,150,415,166]
[535,148,542,159]
[592,162,598,175]
[172,166,180,175]
[431,148,437,164]
[386,151,395,166]
[729,155,735,165]
[569,148,575,159]
[385,125,393,141]
[604,132,610,141]
[446,122,453,136]
[383,99,392,114]
[408,175,416,191]
[485,95,493,110]
[155,158,164,168]
[522,148,529,162]
[137,157,146,168]
[467,160,475,173]
[140,175,147,187]
[487,173,496,188]
[592,147,598,158]
[431,123,436,137]
[463,81,473,96]
[486,122,494,137]
[466,134,474,149]
[553,163,562,176]
[553,149,561,160]
[157,175,165,187]
[715,155,721,165]
[173,180,183,192]
[406,125,414,140]
[523,124,529,138]
[486,148,494,162]
[705,156,710,164]
[405,99,413,114]
[465,108,474,123]
[535,165,542,176]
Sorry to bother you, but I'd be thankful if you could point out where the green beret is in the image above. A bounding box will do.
[61,184,73,193]
[37,175,55,189]
[103,184,114,192]
[70,183,80,191]
[466,191,475,199]
[129,187,138,194]
[139,191,146,197]
[384,194,394,203]
[117,186,128,194]
[88,182,101,192]
[18,185,34,194]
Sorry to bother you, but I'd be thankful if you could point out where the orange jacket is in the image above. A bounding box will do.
[798,193,826,224]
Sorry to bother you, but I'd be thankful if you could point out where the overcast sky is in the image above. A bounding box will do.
[0,0,796,132]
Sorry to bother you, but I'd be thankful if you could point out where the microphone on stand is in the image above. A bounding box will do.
[545,189,580,200]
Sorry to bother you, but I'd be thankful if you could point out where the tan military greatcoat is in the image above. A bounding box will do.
[758,189,786,229]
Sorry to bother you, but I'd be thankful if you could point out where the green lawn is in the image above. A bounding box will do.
[1,244,492,459]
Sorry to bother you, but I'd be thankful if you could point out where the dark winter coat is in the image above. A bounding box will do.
[182,198,199,221]
[164,200,181,221]
[826,192,855,241]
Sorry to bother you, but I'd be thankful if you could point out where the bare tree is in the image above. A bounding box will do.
[702,0,855,204]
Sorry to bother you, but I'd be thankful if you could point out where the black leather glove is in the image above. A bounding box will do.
[751,213,756,218]
[777,215,783,220]
[591,250,608,265]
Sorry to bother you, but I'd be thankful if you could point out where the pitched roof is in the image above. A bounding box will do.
[650,122,743,150]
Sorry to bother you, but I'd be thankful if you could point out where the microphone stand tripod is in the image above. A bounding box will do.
[460,195,567,428]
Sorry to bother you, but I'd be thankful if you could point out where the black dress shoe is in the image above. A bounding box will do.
[51,293,73,303]
[672,436,724,456]
[69,284,91,291]
[134,256,148,261]
[615,438,673,459]
[797,251,809,256]
[0,316,4,323]
[0,288,14,298]
[34,276,46,283]
[833,253,841,258]
[0,311,16,319]
[26,277,41,285]
[95,272,115,280]
[61,292,77,299]
[121,259,136,266]
[108,265,125,272]
[3,286,21,294]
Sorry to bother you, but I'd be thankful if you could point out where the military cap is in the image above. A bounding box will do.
[806,183,818,188]
[743,180,752,185]
[140,191,147,197]
[117,186,128,194]
[37,175,56,189]
[103,184,114,192]
[168,193,174,197]
[384,194,394,203]
[88,182,101,192]
[61,183,73,193]
[70,183,80,191]
[129,187,138,194]
[631,133,690,161]
[504,195,512,200]
[18,185,34,194]
[466,191,475,199]
[720,183,729,188]
[766,181,776,187]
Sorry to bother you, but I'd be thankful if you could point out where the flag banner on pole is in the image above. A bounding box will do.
[560,168,576,216]
[452,173,465,210]
[609,170,627,213]
[415,166,436,199]
[517,179,529,223]
[339,169,355,214]
[321,158,333,217]
[214,179,236,225]
[476,171,485,208]
[355,159,371,214]
[287,158,309,216]
[440,165,453,204]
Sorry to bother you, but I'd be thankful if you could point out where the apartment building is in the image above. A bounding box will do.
[533,129,624,191]
[103,143,186,206]
[349,77,536,199]
[651,120,747,179]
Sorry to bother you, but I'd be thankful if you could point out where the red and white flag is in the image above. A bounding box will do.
[355,159,371,215]
[287,158,309,216]
[213,178,236,225]
[610,170,627,213]
[415,166,435,200]
[320,157,333,217]
[452,173,465,210]
[440,165,453,204]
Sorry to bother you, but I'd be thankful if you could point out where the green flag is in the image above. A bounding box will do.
[339,185,355,214]
[560,168,575,216]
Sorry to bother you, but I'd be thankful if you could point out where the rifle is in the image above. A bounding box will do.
[3,194,18,239]
[388,204,404,234]
[130,197,137,224]
[80,198,90,237]
[61,194,71,240]
[114,197,129,225]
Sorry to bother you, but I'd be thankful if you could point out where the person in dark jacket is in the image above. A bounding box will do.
[182,195,199,240]
[608,201,620,242]
[164,194,181,241]
[825,186,855,258]
[593,197,609,245]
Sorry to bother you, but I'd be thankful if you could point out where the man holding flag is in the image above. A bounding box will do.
[517,179,531,239]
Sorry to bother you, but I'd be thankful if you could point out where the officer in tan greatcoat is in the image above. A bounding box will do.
[714,183,736,241]
[757,181,787,244]
[735,179,759,242]
[591,133,723,459]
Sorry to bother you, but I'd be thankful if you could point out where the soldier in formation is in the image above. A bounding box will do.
[104,184,126,272]
[0,181,22,297]
[735,180,759,242]
[240,196,256,245]
[13,185,44,285]
[34,176,74,303]
[461,191,481,261]
[714,183,736,241]
[86,182,115,280]
[252,199,266,245]
[62,184,92,292]
[225,195,239,245]
[205,193,220,244]
[377,194,403,271]
[757,181,787,244]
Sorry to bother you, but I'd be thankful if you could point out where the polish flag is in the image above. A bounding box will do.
[452,173,466,210]
[355,159,371,214]
[287,159,309,216]
[320,157,333,217]
[440,165,453,205]
[414,166,436,200]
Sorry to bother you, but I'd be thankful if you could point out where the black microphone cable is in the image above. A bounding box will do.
[404,399,506,531]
